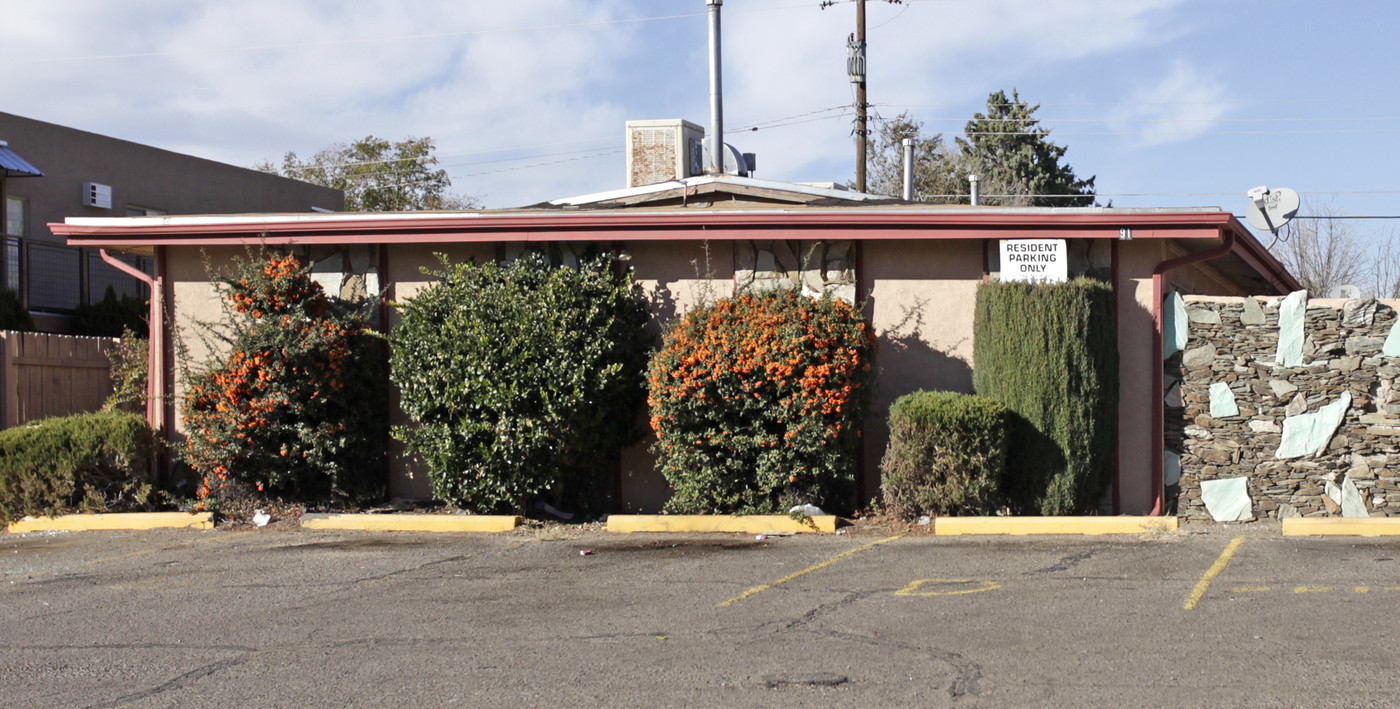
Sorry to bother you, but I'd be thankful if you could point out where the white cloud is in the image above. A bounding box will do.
[0,0,1209,207]
[1107,59,1231,147]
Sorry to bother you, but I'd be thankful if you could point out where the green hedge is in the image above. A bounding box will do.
[973,278,1117,515]
[390,253,651,515]
[0,411,158,523]
[880,390,1009,518]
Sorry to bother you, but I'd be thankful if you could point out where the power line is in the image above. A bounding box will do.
[895,115,1400,124]
[883,98,1400,109]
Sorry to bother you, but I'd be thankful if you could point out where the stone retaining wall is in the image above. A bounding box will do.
[1171,295,1400,520]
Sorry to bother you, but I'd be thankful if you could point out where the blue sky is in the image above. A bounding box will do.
[3,0,1397,235]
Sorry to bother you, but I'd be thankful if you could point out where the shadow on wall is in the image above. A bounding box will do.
[876,296,974,400]
[864,296,974,504]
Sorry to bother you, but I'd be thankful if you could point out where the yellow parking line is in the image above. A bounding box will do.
[717,536,900,607]
[1230,585,1270,592]
[1294,586,1332,593]
[1183,535,1246,611]
[1355,586,1370,593]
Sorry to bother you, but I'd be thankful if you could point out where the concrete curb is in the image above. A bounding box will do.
[299,513,520,533]
[1282,517,1400,537]
[606,514,838,534]
[6,512,215,533]
[935,516,1178,536]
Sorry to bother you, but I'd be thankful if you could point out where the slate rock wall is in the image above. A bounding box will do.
[1172,295,1400,520]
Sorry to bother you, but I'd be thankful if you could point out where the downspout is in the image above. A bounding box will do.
[1149,229,1235,515]
[99,249,164,434]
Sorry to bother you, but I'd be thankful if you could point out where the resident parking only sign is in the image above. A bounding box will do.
[1000,239,1067,283]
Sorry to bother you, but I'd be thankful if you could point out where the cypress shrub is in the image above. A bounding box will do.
[973,278,1117,514]
[880,390,1009,518]
[0,411,158,523]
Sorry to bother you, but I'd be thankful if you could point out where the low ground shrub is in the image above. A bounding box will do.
[880,390,1009,518]
[0,411,158,523]
[390,253,650,515]
[181,252,385,507]
[973,278,1117,514]
[648,289,876,515]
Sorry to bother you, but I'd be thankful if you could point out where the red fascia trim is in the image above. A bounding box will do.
[1224,216,1301,293]
[62,226,1216,248]
[50,209,1238,244]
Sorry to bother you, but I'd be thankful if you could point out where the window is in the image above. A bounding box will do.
[3,237,19,294]
[5,196,26,237]
[125,205,166,217]
[27,242,81,311]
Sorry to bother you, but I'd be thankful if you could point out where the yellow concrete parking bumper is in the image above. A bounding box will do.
[1282,517,1400,537]
[6,512,215,533]
[606,515,838,534]
[935,516,1178,536]
[299,513,519,533]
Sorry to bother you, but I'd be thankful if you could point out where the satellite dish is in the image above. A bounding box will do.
[1329,284,1363,299]
[1245,186,1300,233]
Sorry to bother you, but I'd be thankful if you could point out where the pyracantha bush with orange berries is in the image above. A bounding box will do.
[647,289,876,514]
[181,252,385,506]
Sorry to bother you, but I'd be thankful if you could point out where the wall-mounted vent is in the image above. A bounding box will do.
[626,119,705,188]
[83,182,113,209]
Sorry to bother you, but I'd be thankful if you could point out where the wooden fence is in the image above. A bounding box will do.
[0,331,117,429]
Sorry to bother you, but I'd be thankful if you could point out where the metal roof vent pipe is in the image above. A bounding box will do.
[901,138,914,200]
[969,174,981,206]
[706,0,724,174]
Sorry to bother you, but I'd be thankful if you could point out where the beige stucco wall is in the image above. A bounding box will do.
[619,241,735,512]
[167,246,247,457]
[860,239,983,501]
[1115,241,1163,514]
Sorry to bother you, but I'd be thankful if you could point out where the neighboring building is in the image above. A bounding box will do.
[0,112,342,331]
[52,120,1300,517]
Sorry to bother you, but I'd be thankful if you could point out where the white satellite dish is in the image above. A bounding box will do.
[1329,284,1363,299]
[1245,186,1300,233]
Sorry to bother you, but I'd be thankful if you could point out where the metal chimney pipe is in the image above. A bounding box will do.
[707,0,724,174]
[901,138,914,200]
[969,173,981,206]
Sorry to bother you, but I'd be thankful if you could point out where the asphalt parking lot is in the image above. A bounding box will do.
[3,522,1399,707]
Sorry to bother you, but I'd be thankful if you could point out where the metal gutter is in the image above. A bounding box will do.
[97,249,165,435]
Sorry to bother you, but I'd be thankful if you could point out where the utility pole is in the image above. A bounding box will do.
[829,0,900,193]
[854,0,867,192]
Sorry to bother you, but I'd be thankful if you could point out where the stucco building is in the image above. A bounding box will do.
[53,170,1298,516]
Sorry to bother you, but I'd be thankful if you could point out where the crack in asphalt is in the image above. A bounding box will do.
[85,654,256,709]
[812,628,984,700]
[778,589,880,631]
[1027,550,1095,575]
[759,589,984,700]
